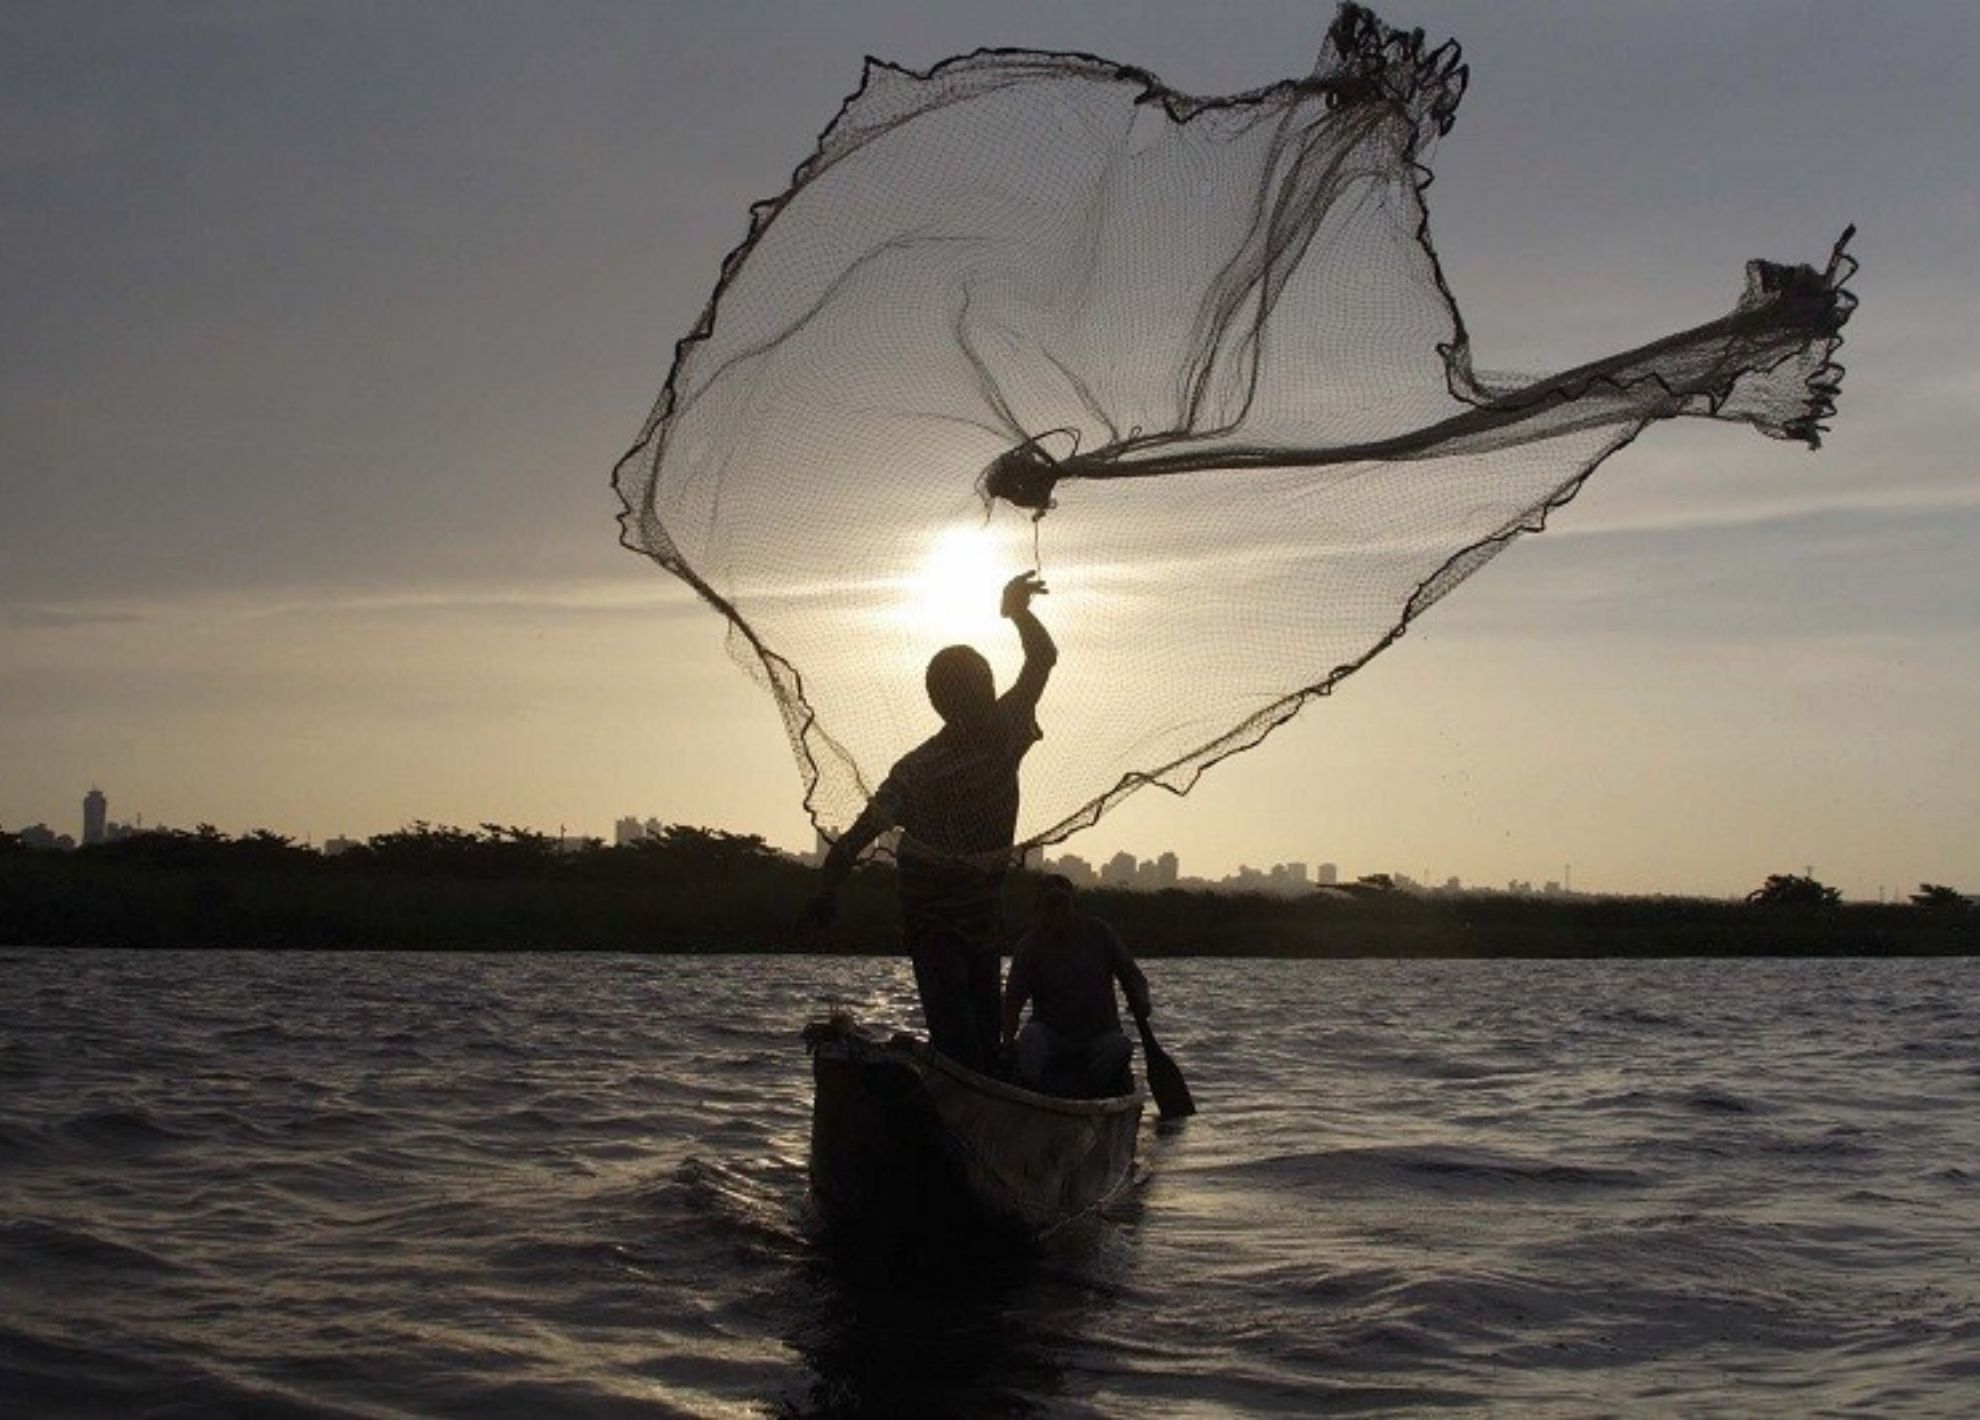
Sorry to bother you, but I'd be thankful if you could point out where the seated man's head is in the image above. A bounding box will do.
[1035,873,1077,926]
[925,645,995,726]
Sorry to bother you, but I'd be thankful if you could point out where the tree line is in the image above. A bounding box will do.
[0,820,785,881]
[2,820,1969,910]
[1,820,1972,953]
[1743,871,1971,913]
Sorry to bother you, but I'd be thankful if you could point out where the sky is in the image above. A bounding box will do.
[3,0,1976,900]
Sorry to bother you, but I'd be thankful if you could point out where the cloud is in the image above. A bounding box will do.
[1543,479,1980,541]
[244,579,695,623]
[0,604,145,630]
[1,578,708,635]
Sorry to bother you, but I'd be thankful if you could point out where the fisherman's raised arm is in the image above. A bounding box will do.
[1001,572,1056,711]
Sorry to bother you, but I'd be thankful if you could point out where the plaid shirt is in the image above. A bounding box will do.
[871,689,1043,863]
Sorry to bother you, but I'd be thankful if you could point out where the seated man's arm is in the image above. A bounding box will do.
[1106,922,1153,1022]
[1001,573,1057,716]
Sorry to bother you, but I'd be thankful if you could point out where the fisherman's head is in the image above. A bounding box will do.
[925,644,995,726]
[1036,873,1077,927]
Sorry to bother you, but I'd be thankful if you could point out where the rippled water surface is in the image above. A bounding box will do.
[2,949,1977,1416]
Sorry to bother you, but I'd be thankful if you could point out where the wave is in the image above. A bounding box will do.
[620,1156,810,1266]
[1209,1142,1649,1193]
[0,1218,184,1276]
[54,1107,194,1152]
[1590,1006,1687,1028]
[0,1326,359,1420]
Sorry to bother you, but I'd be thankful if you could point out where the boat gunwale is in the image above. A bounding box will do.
[808,1022,1146,1119]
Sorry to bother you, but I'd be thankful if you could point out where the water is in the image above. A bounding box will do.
[2,950,1976,1416]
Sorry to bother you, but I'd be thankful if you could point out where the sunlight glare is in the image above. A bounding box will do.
[909,524,1011,645]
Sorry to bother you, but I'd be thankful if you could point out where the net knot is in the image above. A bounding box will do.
[982,438,1062,514]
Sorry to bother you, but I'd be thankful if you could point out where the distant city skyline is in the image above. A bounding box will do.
[3,784,147,852]
[7,783,1939,904]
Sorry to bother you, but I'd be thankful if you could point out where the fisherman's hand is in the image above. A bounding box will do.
[1000,571,1047,618]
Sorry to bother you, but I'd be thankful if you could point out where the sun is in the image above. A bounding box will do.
[908,524,1011,645]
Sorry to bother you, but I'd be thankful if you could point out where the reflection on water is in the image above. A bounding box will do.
[783,1117,1202,1417]
[2,950,1977,1416]
[788,1238,1067,1417]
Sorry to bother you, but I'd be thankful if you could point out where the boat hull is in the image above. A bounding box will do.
[805,1018,1144,1238]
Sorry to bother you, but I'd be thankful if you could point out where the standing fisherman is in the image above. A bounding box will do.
[804,572,1055,1072]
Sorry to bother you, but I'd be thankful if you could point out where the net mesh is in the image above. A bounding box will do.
[614,3,1856,859]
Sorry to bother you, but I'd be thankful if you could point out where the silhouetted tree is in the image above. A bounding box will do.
[1746,872,1840,907]
[347,822,580,877]
[86,828,219,870]
[642,823,778,874]
[357,822,487,875]
[1909,883,1970,913]
[228,829,317,871]
[1347,872,1398,896]
[475,823,563,872]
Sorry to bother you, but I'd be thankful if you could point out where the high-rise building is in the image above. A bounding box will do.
[1049,853,1096,888]
[82,788,107,846]
[1101,850,1137,886]
[1316,862,1338,886]
[1155,851,1180,887]
[615,816,648,847]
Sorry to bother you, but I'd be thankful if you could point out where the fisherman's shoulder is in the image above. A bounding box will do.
[1079,912,1122,944]
[992,690,1044,743]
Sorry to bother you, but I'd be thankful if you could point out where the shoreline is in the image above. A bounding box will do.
[4,852,1974,958]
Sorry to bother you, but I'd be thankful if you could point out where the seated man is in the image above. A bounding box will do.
[1001,875,1152,1098]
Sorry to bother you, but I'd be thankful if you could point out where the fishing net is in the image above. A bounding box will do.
[614,3,1856,859]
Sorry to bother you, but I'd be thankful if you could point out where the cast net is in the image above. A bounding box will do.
[614,3,1856,859]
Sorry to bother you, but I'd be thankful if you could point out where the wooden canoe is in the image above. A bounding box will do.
[804,1016,1144,1239]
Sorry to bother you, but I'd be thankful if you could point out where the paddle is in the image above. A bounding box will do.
[1135,1015,1195,1119]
